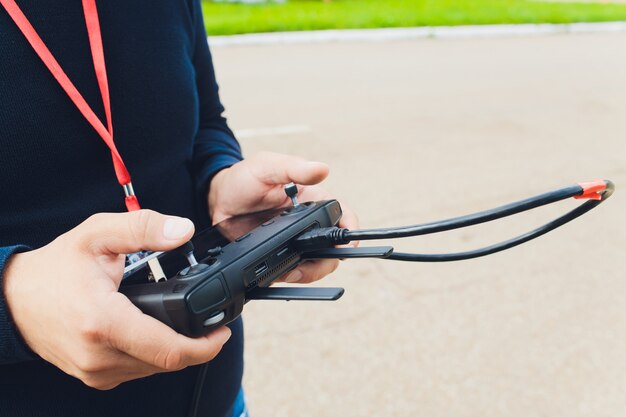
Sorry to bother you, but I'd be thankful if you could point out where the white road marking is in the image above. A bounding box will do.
[234,125,311,139]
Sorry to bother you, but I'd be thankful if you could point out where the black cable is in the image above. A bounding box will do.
[295,180,614,262]
[345,184,583,241]
[388,189,610,262]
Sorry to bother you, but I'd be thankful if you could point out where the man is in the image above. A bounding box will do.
[0,1,357,416]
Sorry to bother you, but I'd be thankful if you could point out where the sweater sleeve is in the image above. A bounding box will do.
[189,0,244,219]
[0,245,37,364]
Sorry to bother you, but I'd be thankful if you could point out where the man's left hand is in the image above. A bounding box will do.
[207,151,359,284]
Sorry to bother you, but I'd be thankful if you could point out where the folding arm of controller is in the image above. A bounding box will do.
[247,247,393,302]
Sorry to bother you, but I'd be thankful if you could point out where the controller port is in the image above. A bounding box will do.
[254,261,269,276]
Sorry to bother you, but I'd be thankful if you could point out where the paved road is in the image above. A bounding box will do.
[211,33,626,417]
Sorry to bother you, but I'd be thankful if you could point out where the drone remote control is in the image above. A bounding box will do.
[120,180,613,337]
[120,195,347,337]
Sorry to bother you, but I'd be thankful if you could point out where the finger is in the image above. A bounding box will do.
[108,294,231,370]
[75,351,166,390]
[252,152,329,186]
[104,351,165,376]
[76,210,195,256]
[85,365,164,390]
[283,259,339,284]
[338,203,360,248]
[338,203,359,231]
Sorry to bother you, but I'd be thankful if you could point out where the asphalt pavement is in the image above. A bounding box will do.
[211,32,626,417]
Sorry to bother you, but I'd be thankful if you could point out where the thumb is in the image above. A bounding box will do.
[75,210,195,255]
[254,152,329,186]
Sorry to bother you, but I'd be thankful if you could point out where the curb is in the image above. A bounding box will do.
[208,21,626,47]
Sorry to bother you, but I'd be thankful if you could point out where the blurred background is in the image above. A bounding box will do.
[203,1,626,416]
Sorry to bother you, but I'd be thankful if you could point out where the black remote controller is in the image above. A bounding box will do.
[120,197,343,337]
[120,179,614,337]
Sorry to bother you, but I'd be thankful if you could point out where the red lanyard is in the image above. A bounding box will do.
[1,0,140,211]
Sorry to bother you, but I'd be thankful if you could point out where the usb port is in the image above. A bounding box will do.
[276,247,289,257]
[254,261,268,276]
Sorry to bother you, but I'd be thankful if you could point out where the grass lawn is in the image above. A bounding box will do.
[201,0,626,36]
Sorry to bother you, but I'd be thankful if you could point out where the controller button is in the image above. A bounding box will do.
[206,246,223,257]
[261,220,275,227]
[203,311,225,327]
[235,233,251,242]
[187,276,227,314]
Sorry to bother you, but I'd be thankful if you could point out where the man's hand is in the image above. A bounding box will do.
[208,151,359,284]
[3,210,232,390]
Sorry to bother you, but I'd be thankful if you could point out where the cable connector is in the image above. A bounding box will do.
[574,180,607,201]
[294,227,350,252]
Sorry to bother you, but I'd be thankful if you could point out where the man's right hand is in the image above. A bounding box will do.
[2,210,232,390]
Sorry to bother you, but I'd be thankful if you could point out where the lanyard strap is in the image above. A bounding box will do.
[1,0,140,211]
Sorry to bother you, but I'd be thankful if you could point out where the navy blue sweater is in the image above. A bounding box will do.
[0,1,244,416]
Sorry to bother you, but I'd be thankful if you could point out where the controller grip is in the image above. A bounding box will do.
[120,275,241,337]
[119,283,179,329]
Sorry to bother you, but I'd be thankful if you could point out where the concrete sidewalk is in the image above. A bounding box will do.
[208,22,626,46]
[212,33,626,417]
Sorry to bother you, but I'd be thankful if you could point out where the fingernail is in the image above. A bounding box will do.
[284,270,303,283]
[163,217,193,240]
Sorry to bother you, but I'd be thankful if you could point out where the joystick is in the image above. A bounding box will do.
[178,241,198,267]
[284,182,300,208]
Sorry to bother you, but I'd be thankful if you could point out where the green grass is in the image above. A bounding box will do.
[201,0,626,36]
